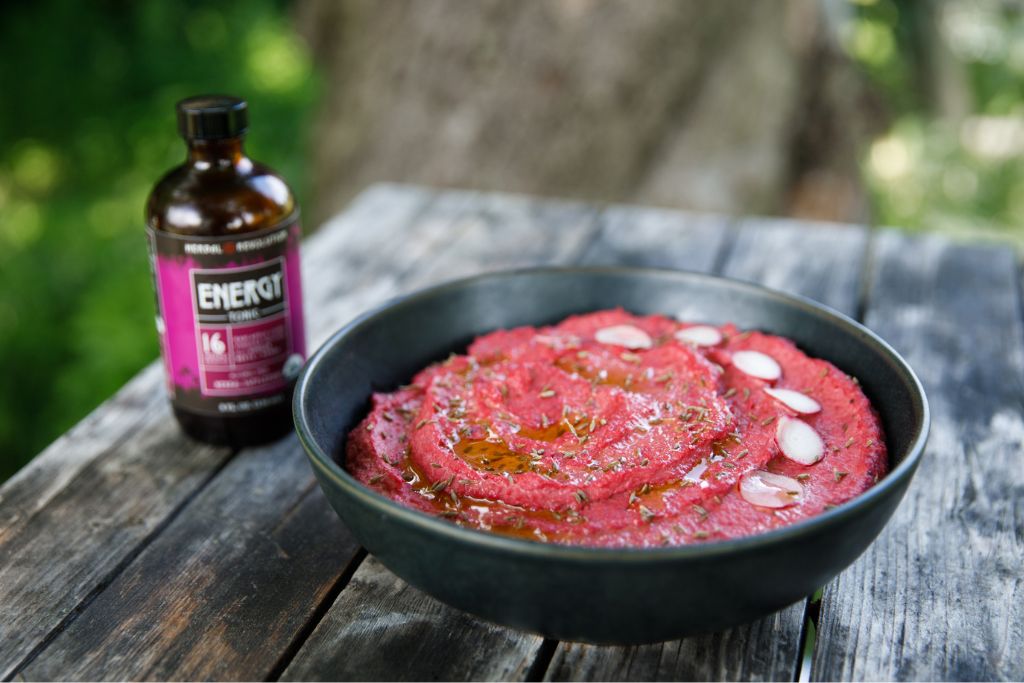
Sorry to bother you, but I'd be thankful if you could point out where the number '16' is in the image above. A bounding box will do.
[202,332,227,355]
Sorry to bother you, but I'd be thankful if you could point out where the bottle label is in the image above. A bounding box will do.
[147,216,306,416]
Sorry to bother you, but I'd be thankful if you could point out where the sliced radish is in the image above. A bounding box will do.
[740,470,804,508]
[674,325,723,347]
[594,325,652,349]
[775,416,825,465]
[732,350,782,381]
[764,387,821,414]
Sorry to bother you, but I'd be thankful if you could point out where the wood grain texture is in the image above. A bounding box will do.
[811,231,1024,681]
[545,612,803,683]
[0,364,165,535]
[0,371,232,680]
[20,436,361,682]
[15,186,600,681]
[577,204,732,270]
[280,557,546,682]
[544,215,870,682]
[402,188,600,282]
[722,216,869,318]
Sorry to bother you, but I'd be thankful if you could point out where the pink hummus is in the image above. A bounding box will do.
[345,309,887,547]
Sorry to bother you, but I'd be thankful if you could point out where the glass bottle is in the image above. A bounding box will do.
[146,95,306,447]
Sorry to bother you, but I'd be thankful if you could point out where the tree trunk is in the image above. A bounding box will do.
[297,0,882,226]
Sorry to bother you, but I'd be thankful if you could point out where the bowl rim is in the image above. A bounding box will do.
[294,265,930,562]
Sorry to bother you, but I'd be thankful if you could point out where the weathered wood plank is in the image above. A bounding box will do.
[544,215,870,682]
[407,189,601,282]
[722,217,869,318]
[811,232,1024,681]
[280,557,546,682]
[0,184,434,680]
[546,613,803,682]
[18,188,600,681]
[578,205,731,270]
[0,381,232,681]
[0,364,164,537]
[20,437,361,681]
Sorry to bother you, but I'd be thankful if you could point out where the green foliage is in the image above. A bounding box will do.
[0,0,318,480]
[844,0,1024,241]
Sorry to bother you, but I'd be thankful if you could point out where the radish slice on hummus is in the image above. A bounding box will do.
[674,325,722,347]
[764,387,822,414]
[775,416,825,465]
[732,350,782,381]
[594,325,652,349]
[740,470,804,508]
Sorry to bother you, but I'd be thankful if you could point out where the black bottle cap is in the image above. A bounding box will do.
[176,95,248,140]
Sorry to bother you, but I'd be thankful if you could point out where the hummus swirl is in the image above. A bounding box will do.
[345,309,887,547]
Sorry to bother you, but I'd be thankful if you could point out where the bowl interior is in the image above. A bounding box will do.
[298,268,927,507]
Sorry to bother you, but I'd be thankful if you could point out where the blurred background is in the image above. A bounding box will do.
[0,0,1021,482]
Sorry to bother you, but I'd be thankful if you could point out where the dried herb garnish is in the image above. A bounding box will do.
[430,475,455,493]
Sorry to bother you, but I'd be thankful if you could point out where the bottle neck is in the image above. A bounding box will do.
[186,137,252,172]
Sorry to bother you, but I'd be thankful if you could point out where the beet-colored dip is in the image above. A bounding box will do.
[345,309,887,547]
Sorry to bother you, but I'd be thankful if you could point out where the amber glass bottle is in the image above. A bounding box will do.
[146,95,306,446]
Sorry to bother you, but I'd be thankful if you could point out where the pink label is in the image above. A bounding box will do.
[147,218,306,416]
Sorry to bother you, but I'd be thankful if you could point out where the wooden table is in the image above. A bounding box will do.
[2,185,1022,681]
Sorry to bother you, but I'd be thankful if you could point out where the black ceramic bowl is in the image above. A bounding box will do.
[294,267,929,645]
